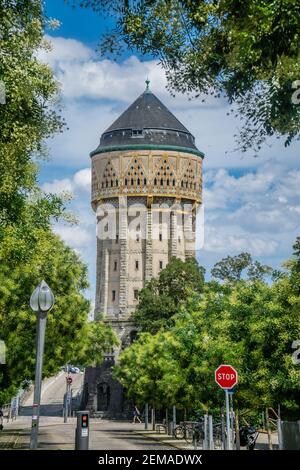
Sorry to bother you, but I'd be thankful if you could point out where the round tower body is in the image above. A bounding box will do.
[85,86,204,417]
[91,89,203,343]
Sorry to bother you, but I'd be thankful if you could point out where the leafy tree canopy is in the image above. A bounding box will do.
[132,257,205,333]
[0,1,117,405]
[73,0,300,153]
[211,252,273,283]
[115,240,300,418]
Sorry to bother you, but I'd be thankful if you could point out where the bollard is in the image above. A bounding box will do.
[203,414,208,450]
[75,411,89,450]
[208,415,214,450]
[168,420,174,436]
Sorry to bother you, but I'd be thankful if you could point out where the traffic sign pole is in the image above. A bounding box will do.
[64,373,72,423]
[215,365,238,451]
[225,390,231,450]
[230,393,234,449]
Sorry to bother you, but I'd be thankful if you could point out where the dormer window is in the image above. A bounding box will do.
[132,129,143,138]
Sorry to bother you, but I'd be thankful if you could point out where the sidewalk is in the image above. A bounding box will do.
[133,428,193,450]
[133,427,279,451]
[0,417,30,449]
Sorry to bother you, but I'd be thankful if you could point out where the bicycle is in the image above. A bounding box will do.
[212,422,223,449]
[192,421,205,448]
[173,421,196,443]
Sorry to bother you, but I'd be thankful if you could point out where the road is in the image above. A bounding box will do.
[2,373,172,450]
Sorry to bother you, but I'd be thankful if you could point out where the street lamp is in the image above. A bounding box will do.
[29,280,54,450]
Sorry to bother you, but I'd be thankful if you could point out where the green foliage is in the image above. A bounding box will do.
[211,252,273,283]
[115,244,300,417]
[133,257,205,333]
[74,0,300,153]
[0,1,116,405]
[82,321,119,367]
[0,0,64,226]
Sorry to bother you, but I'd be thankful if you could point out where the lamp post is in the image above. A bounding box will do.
[29,280,54,450]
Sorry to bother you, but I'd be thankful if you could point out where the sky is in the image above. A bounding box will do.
[40,1,300,303]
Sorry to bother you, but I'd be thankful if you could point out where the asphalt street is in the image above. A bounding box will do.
[3,373,172,450]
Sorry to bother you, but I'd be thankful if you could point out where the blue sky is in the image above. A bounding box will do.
[41,1,300,305]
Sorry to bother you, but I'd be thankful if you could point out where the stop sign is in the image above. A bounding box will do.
[67,376,72,385]
[215,364,238,389]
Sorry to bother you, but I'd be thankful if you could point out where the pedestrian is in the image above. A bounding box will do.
[0,408,3,431]
[132,404,141,424]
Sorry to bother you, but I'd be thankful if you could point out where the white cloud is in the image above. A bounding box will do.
[42,168,91,195]
[42,177,73,194]
[54,224,93,248]
[202,225,279,257]
[39,34,300,291]
[40,35,223,109]
[73,168,91,192]
[40,35,300,170]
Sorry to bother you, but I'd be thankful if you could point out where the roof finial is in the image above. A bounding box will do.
[145,77,150,92]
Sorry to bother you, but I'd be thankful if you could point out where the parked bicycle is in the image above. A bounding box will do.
[192,420,205,448]
[173,421,197,444]
[212,422,223,449]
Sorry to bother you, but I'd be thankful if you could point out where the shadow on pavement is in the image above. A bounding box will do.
[20,404,63,417]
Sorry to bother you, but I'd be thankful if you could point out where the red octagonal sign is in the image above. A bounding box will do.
[215,364,238,390]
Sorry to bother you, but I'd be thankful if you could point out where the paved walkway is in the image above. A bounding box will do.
[0,373,278,450]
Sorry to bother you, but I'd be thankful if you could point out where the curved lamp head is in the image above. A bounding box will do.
[30,280,55,313]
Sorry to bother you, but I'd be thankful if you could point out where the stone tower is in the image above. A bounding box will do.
[84,82,203,417]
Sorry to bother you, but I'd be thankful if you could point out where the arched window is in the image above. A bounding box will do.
[125,178,127,186]
[160,178,164,186]
[116,180,118,187]
[154,178,157,186]
[144,178,147,185]
[173,179,175,186]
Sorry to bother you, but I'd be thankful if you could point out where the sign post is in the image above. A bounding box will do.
[64,375,72,423]
[215,365,238,450]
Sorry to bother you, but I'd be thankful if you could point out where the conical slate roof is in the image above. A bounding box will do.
[91,84,203,157]
[105,89,190,135]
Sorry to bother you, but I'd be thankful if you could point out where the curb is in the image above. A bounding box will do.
[133,430,191,450]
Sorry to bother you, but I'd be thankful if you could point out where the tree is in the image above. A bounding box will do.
[0,227,118,405]
[113,331,183,410]
[82,321,119,367]
[211,252,272,283]
[0,0,64,226]
[0,1,117,405]
[73,0,300,153]
[115,241,300,417]
[133,257,205,333]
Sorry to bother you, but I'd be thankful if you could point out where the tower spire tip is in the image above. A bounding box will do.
[145,77,150,92]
